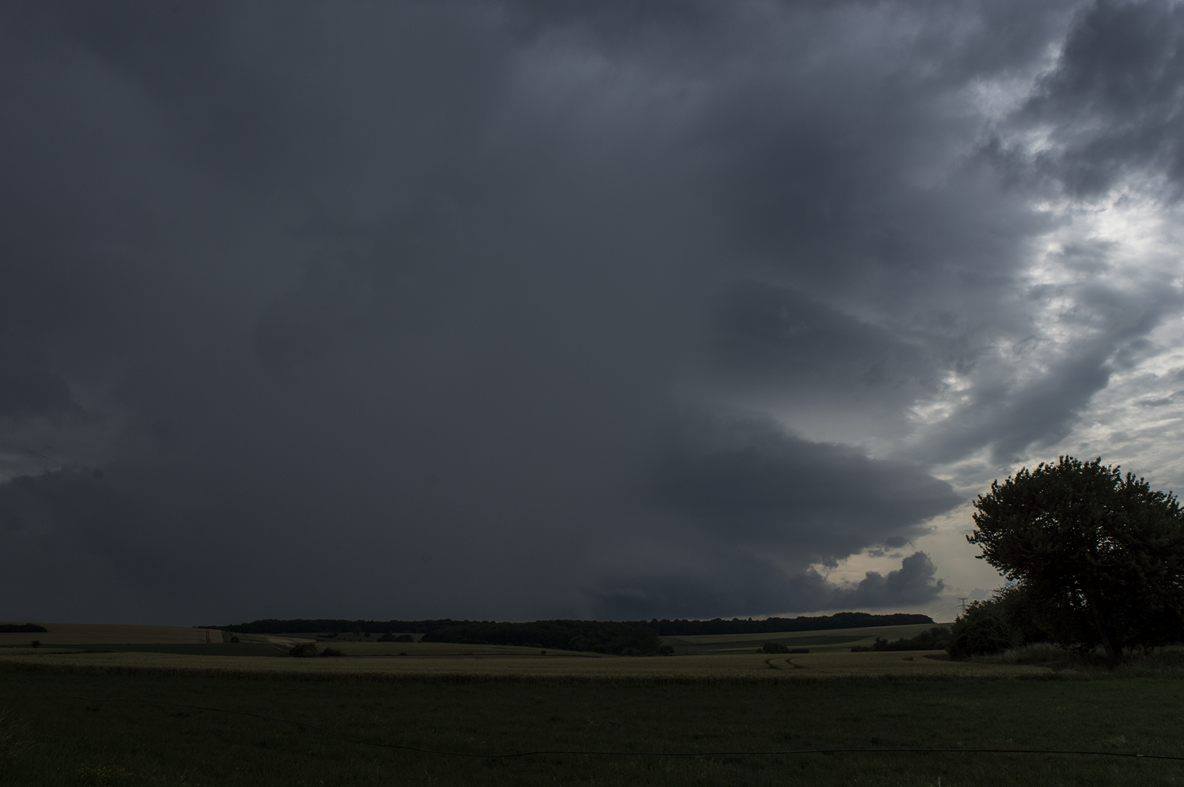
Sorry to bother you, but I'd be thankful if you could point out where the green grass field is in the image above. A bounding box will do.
[4,664,1184,785]
[3,623,1183,784]
[661,622,944,654]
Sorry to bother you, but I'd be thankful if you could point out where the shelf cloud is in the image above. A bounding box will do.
[2,0,1182,622]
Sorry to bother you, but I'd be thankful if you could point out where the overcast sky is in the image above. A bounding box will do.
[3,0,1184,624]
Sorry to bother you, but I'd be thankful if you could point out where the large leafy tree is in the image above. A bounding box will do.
[969,457,1184,663]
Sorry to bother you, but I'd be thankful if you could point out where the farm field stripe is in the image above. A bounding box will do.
[41,693,1184,763]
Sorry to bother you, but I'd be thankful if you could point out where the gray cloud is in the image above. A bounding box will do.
[697,282,940,441]
[592,551,945,620]
[0,0,1180,623]
[1020,0,1184,198]
[914,277,1183,464]
[650,412,959,561]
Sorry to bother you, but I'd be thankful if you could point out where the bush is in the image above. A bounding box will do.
[981,643,1076,667]
[288,642,319,658]
[947,587,1047,659]
[29,640,40,649]
[948,601,1018,659]
[228,635,240,644]
[1116,648,1184,676]
[319,647,344,657]
[761,642,789,653]
[0,624,47,634]
[854,627,952,652]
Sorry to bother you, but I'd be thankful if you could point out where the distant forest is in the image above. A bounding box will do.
[214,612,932,655]
[646,612,931,635]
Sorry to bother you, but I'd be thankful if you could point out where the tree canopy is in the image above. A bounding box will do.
[968,456,1184,662]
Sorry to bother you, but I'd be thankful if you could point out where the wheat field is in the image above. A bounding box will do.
[0,646,1052,679]
[0,623,226,647]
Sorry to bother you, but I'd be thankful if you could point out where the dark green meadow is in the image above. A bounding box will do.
[3,664,1184,785]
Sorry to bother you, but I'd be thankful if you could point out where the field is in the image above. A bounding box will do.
[662,622,942,654]
[295,640,604,658]
[0,648,1060,680]
[3,623,1184,784]
[0,622,226,647]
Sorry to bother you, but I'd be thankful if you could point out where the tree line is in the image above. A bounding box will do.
[212,612,932,656]
[646,612,931,636]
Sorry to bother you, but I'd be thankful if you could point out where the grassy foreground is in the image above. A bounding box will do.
[3,663,1184,785]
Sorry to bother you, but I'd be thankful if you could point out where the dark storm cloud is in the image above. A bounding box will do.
[588,412,956,617]
[650,412,958,560]
[591,551,945,620]
[701,282,939,427]
[1020,0,1184,198]
[0,361,75,419]
[0,0,1179,623]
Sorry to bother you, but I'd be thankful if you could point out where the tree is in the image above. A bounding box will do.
[968,457,1184,663]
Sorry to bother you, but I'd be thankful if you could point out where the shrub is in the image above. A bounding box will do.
[856,627,952,652]
[319,647,344,657]
[0,624,46,634]
[982,643,1076,667]
[30,640,41,649]
[948,601,1017,658]
[947,587,1046,659]
[288,642,319,658]
[1116,648,1184,676]
[761,642,789,653]
[228,635,240,644]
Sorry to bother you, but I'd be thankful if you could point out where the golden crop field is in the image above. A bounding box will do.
[318,640,600,657]
[0,623,227,647]
[0,646,1053,680]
